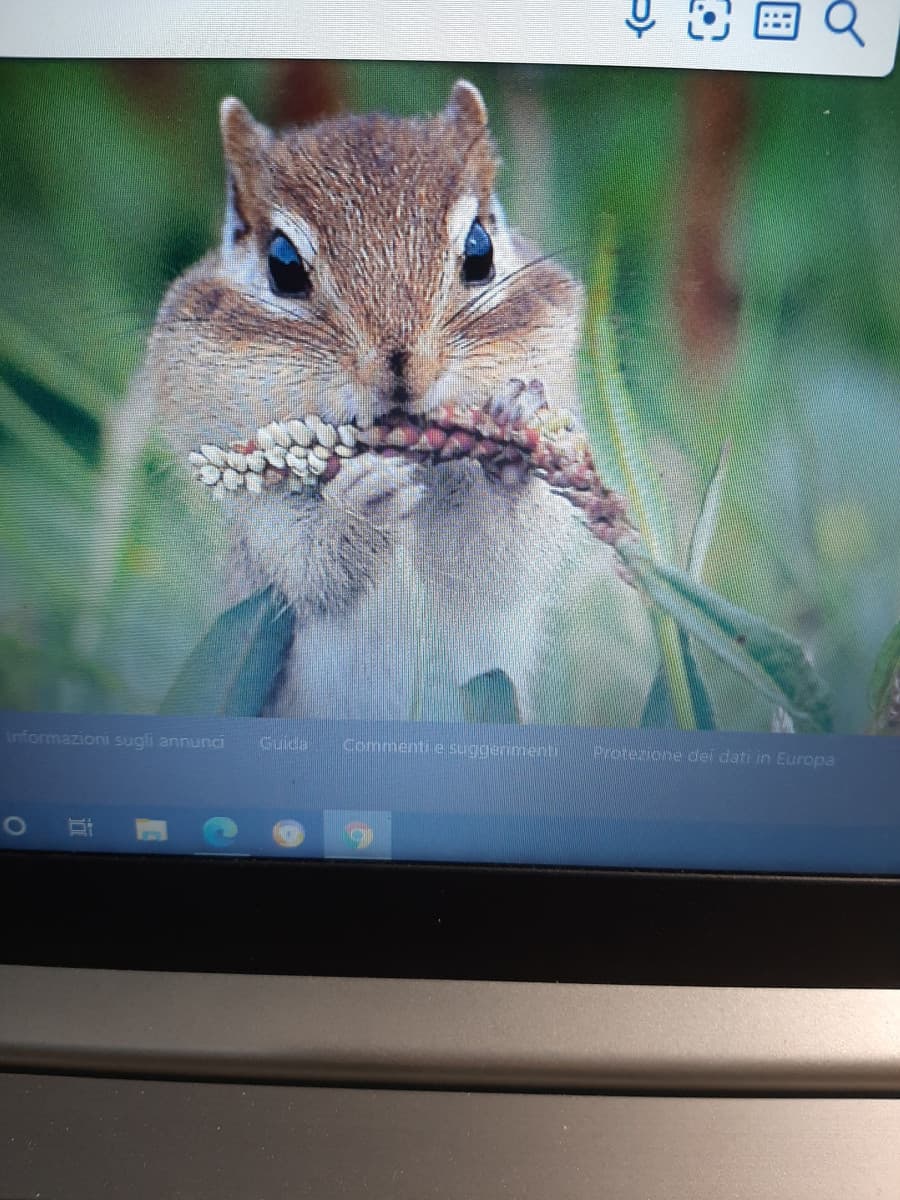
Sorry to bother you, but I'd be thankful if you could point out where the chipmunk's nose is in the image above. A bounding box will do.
[387,348,411,406]
[353,340,443,410]
[388,349,409,379]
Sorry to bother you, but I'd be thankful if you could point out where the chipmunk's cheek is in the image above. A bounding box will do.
[419,366,487,417]
[318,381,382,429]
[315,381,367,426]
[420,373,460,415]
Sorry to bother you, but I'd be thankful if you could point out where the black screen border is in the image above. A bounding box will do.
[3,851,900,987]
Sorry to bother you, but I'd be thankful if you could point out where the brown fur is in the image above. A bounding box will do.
[141,81,603,719]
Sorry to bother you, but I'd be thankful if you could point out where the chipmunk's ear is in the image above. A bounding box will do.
[220,97,271,167]
[219,97,272,243]
[444,80,489,139]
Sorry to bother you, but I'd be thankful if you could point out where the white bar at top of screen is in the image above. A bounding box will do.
[1,0,898,77]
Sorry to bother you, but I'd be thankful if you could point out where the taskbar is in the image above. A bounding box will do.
[4,803,900,875]
[3,710,900,874]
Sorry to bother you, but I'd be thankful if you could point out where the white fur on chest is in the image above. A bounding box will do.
[265,467,578,721]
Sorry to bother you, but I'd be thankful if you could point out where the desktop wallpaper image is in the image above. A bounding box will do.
[0,59,897,733]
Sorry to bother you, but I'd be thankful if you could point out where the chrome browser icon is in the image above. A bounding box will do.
[202,816,238,848]
[343,820,374,850]
[324,811,391,860]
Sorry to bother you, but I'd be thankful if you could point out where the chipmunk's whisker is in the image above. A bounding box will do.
[448,278,581,346]
[447,332,542,363]
[443,248,576,332]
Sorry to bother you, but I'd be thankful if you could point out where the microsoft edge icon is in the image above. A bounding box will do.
[203,815,238,849]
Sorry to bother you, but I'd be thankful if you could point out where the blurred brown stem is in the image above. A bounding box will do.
[672,74,748,372]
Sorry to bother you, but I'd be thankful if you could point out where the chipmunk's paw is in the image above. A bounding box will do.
[323,452,424,526]
[489,378,548,426]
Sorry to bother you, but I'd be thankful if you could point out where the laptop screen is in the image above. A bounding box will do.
[1,4,898,873]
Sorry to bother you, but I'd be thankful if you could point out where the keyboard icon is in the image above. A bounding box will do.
[754,2,802,40]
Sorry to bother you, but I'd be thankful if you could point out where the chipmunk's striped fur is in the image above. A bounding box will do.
[141,81,611,718]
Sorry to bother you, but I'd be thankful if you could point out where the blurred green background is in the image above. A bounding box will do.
[0,60,897,731]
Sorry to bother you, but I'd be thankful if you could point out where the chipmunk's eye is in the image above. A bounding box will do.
[267,232,312,298]
[462,218,494,285]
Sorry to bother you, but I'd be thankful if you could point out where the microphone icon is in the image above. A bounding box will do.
[626,0,657,36]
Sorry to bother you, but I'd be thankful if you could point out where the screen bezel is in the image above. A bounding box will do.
[3,851,900,987]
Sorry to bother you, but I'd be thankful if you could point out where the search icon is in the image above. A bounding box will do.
[825,0,865,47]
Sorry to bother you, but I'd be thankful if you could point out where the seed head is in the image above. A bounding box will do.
[188,401,634,547]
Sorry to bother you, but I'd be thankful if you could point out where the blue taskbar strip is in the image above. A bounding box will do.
[1,712,899,875]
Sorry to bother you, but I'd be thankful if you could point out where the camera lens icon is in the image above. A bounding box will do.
[343,821,375,851]
[688,0,732,41]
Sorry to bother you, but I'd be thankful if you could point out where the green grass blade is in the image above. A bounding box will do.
[460,669,522,725]
[641,447,730,729]
[585,235,696,730]
[585,241,677,565]
[687,441,731,582]
[641,628,716,730]
[159,586,294,717]
[869,619,900,735]
[0,377,93,494]
[622,542,833,732]
[0,309,116,418]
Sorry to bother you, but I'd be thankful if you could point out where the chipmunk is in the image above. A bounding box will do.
[144,80,610,719]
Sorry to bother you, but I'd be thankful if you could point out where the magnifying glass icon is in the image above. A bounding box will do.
[825,0,865,47]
